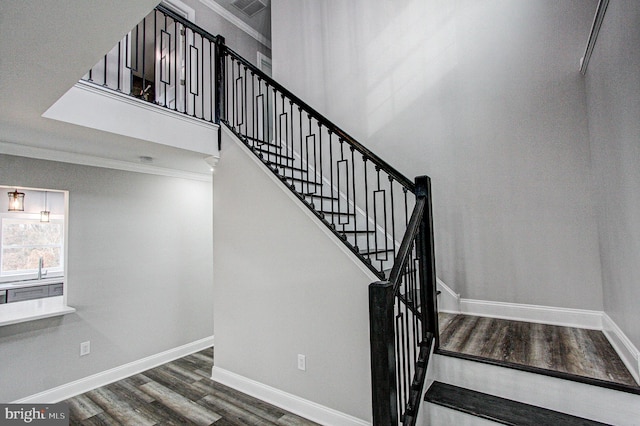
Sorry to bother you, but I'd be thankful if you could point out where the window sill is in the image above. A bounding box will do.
[0,296,75,327]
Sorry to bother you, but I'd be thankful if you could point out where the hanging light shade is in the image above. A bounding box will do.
[8,189,25,212]
[40,191,50,222]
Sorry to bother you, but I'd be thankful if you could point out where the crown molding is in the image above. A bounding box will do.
[199,0,271,49]
[0,141,212,182]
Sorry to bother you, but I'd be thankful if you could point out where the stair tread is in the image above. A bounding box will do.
[361,248,394,256]
[285,176,322,186]
[340,230,375,234]
[303,193,339,200]
[266,161,308,173]
[424,381,611,426]
[253,147,295,160]
[244,136,282,149]
[319,210,355,216]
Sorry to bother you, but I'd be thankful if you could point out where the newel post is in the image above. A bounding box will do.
[214,35,226,150]
[415,175,439,346]
[369,281,398,425]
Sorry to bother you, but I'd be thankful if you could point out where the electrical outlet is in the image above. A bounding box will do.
[80,341,91,356]
[297,354,306,371]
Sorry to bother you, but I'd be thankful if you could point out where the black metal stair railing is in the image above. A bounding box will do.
[369,176,439,426]
[219,46,439,425]
[220,46,416,279]
[80,5,438,424]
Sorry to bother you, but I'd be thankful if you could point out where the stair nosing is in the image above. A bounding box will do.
[425,381,611,426]
[434,349,640,396]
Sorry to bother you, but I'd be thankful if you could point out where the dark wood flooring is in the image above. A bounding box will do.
[65,348,320,425]
[425,381,610,426]
[438,313,639,388]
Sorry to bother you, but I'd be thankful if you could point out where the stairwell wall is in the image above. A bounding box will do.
[584,0,640,354]
[212,130,374,423]
[271,0,604,311]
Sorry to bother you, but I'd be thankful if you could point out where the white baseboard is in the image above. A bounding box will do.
[458,298,603,330]
[211,367,370,426]
[13,336,215,403]
[436,278,460,313]
[602,313,640,385]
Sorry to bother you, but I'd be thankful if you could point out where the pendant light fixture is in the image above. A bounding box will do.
[40,191,50,222]
[7,189,25,212]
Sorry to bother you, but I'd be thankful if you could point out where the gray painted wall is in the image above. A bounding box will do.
[585,1,640,350]
[0,154,213,402]
[183,0,271,66]
[213,131,374,422]
[271,0,604,310]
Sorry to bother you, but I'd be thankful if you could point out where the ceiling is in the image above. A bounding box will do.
[212,0,271,42]
[0,0,216,176]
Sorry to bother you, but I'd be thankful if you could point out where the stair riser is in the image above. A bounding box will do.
[428,354,640,425]
[418,403,501,426]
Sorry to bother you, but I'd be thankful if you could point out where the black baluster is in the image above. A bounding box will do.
[390,177,396,263]
[364,158,371,261]
[117,41,121,91]
[329,131,335,228]
[317,123,323,209]
[202,35,205,119]
[103,54,108,87]
[351,146,357,250]
[141,16,147,101]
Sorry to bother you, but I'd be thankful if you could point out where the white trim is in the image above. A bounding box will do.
[602,313,640,385]
[430,354,640,425]
[162,0,196,21]
[199,0,271,49]
[436,278,460,313]
[211,367,370,426]
[0,141,212,182]
[223,126,378,282]
[13,336,215,403]
[73,81,218,132]
[257,51,273,76]
[458,298,604,330]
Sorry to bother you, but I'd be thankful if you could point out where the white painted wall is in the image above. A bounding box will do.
[213,129,374,422]
[0,154,213,402]
[272,0,604,310]
[43,82,219,157]
[585,1,640,352]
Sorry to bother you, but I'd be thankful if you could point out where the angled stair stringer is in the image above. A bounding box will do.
[219,125,381,284]
[212,125,377,425]
[418,353,640,426]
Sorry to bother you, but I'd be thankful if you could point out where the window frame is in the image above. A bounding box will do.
[0,214,66,283]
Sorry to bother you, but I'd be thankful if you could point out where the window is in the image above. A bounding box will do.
[0,217,64,280]
[0,187,66,284]
[0,187,72,325]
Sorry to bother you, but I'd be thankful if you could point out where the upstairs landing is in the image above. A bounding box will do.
[438,313,639,391]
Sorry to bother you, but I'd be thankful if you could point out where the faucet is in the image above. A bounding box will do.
[38,257,44,280]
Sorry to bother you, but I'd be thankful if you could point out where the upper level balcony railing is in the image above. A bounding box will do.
[82,5,438,425]
[83,5,219,126]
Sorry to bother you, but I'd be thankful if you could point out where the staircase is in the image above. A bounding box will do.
[79,4,640,425]
[219,41,439,426]
[80,5,437,424]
